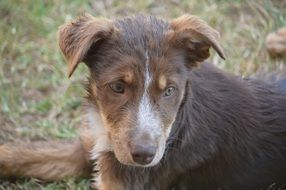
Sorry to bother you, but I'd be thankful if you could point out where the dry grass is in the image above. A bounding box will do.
[0,0,285,189]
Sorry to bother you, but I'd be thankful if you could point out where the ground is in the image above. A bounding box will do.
[0,0,286,189]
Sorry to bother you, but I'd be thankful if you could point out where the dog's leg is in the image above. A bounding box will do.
[0,139,92,181]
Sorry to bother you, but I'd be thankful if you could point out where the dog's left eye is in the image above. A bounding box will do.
[164,86,176,97]
[109,81,125,94]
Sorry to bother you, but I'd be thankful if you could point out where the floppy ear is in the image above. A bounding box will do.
[58,14,115,77]
[169,15,225,66]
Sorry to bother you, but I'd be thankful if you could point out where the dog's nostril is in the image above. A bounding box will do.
[131,144,156,165]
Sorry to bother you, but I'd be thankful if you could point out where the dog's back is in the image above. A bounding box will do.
[166,63,286,189]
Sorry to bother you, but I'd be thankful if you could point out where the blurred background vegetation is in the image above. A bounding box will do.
[0,0,285,189]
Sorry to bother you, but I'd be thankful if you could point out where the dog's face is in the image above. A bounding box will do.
[58,15,224,167]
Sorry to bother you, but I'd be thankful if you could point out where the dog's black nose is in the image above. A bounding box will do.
[130,144,156,165]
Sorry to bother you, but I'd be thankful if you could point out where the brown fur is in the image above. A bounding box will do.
[1,14,286,190]
[168,15,225,63]
[58,14,115,77]
[0,139,91,181]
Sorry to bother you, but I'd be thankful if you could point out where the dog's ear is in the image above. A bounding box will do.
[58,14,115,77]
[169,15,225,67]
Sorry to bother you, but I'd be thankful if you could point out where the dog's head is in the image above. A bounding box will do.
[58,14,225,167]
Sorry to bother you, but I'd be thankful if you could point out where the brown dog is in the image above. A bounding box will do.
[1,14,286,190]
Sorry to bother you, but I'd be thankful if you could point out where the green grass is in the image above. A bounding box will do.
[0,0,285,189]
[0,178,90,190]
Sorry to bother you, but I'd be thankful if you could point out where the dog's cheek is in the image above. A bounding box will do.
[109,129,132,165]
[160,88,185,137]
[95,90,136,165]
[160,96,182,125]
[111,133,133,165]
[107,110,136,165]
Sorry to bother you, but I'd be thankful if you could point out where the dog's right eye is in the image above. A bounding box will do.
[109,81,125,94]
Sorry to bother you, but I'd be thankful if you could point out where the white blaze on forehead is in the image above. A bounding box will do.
[136,51,164,166]
[137,51,162,139]
[136,51,175,167]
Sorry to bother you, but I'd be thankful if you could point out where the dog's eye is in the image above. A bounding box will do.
[164,86,176,97]
[109,81,125,94]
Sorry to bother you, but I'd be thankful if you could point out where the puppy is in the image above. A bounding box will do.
[1,14,286,190]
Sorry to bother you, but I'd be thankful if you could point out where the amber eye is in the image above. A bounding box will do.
[164,86,176,97]
[109,81,125,94]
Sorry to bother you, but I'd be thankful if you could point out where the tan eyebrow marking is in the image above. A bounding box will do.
[158,75,167,90]
[124,70,134,84]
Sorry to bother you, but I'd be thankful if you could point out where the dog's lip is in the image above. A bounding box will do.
[114,152,160,168]
[121,161,158,168]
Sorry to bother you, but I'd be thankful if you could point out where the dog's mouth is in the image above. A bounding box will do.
[88,106,169,167]
[108,130,170,168]
[131,140,166,167]
[142,140,167,167]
